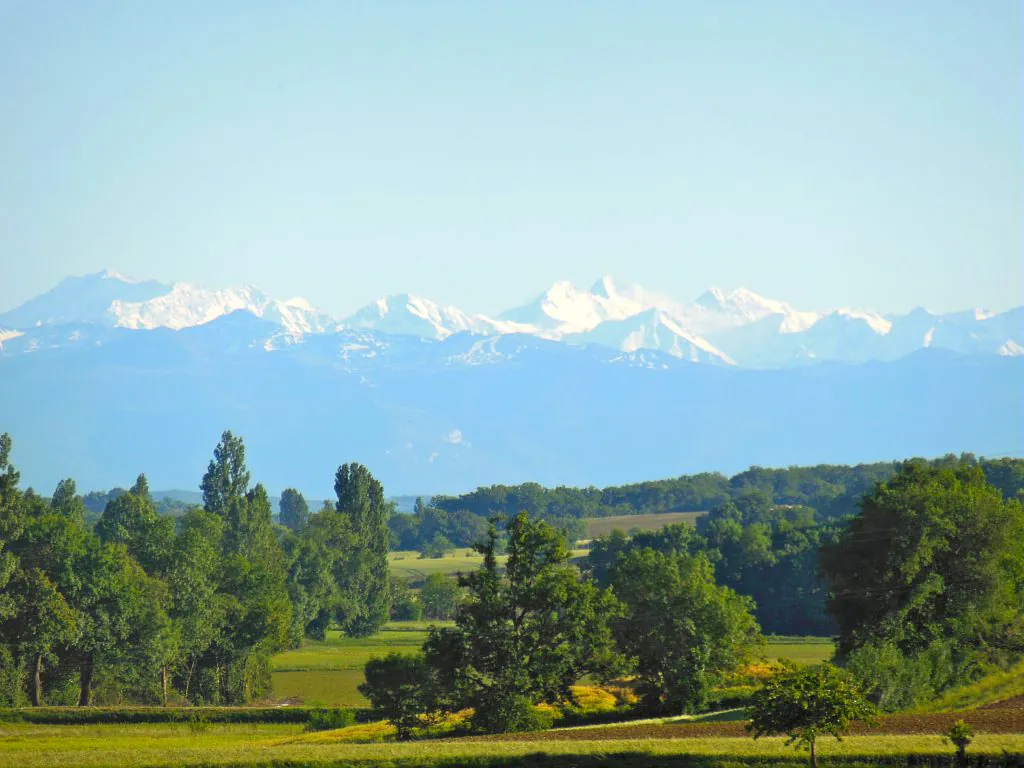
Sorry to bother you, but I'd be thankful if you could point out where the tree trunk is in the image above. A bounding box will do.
[161,667,169,706]
[184,658,196,701]
[30,654,43,707]
[78,653,93,706]
[809,739,816,768]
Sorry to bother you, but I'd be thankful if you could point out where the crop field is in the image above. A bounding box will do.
[583,511,705,538]
[388,549,496,580]
[1,721,1023,768]
[269,623,437,706]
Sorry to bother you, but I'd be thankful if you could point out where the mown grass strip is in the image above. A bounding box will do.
[0,725,1022,768]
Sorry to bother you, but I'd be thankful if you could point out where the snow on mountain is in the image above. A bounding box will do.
[0,327,24,351]
[569,308,735,365]
[342,293,530,340]
[682,287,820,336]
[2,270,1020,368]
[831,307,892,335]
[0,270,170,329]
[497,279,648,335]
[111,283,335,336]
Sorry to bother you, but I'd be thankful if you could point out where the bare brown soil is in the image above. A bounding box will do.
[472,709,1024,742]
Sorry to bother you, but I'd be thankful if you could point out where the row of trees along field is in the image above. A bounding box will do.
[361,461,1024,737]
[401,453,1022,538]
[0,431,391,707]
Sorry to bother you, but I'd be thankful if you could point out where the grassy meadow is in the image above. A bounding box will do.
[269,623,448,706]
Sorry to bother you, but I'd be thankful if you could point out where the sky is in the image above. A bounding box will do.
[1,1,1021,318]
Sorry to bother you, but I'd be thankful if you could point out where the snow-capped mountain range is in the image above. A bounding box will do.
[1,270,1019,368]
[1,270,1020,495]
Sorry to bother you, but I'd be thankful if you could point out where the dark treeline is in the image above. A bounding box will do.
[0,431,391,707]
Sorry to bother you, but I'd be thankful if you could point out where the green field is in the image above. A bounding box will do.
[760,637,835,666]
[269,622,833,706]
[388,549,494,580]
[583,511,705,539]
[270,623,443,706]
[1,721,1022,768]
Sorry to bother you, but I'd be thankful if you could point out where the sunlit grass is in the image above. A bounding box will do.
[1,722,1022,768]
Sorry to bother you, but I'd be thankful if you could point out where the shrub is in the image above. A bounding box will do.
[304,708,356,732]
[472,693,554,733]
[844,640,958,711]
[706,684,758,710]
[186,712,211,734]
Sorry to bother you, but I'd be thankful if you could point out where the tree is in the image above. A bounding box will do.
[5,485,88,706]
[419,533,453,559]
[748,663,875,768]
[167,509,226,702]
[0,434,23,626]
[72,540,171,705]
[389,577,422,621]
[420,573,460,620]
[423,513,622,732]
[334,463,391,636]
[946,720,973,768]
[8,568,78,706]
[610,547,761,713]
[821,462,1024,665]
[50,479,86,524]
[200,431,250,518]
[279,488,309,532]
[198,433,291,704]
[96,475,174,576]
[359,653,437,740]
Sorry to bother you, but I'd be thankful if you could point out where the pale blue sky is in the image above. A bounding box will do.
[1,1,1021,317]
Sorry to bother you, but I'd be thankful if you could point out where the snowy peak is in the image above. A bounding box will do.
[0,269,171,328]
[695,286,798,321]
[109,283,333,335]
[343,293,517,340]
[498,278,647,335]
[570,307,735,366]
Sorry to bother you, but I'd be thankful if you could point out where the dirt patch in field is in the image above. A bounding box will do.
[471,709,1024,742]
[981,695,1024,710]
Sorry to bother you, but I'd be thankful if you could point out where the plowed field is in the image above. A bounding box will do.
[474,708,1024,741]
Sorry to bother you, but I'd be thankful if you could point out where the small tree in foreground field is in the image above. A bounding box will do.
[359,653,437,740]
[748,663,874,768]
[946,719,973,768]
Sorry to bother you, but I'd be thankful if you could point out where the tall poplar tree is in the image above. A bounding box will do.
[334,463,391,636]
[199,432,290,703]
